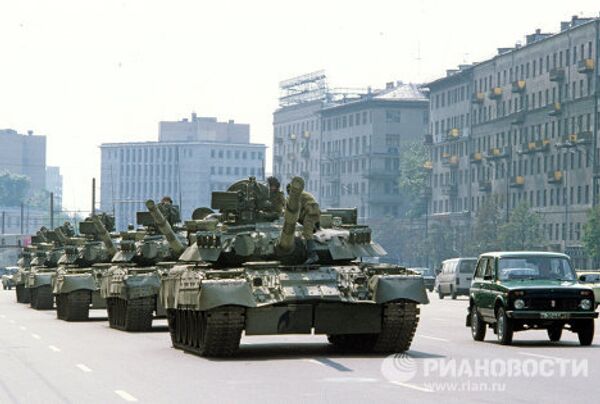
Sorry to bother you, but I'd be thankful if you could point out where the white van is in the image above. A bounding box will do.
[436,257,477,299]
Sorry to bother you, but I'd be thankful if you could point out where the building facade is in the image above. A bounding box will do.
[45,166,63,210]
[100,115,266,230]
[0,129,46,191]
[427,16,600,267]
[273,71,429,219]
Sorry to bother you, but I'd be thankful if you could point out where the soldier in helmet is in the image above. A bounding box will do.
[158,196,181,225]
[266,176,285,215]
[286,183,321,265]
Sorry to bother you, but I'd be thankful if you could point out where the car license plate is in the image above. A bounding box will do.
[540,312,569,319]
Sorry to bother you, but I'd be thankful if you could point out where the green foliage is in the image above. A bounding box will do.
[398,141,428,218]
[582,206,600,262]
[0,171,30,207]
[498,202,546,250]
[466,196,503,255]
[367,217,428,267]
[425,221,464,266]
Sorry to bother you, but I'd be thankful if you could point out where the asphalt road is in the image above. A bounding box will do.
[1,289,599,404]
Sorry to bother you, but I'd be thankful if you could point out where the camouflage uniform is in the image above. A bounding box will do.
[268,190,286,215]
[297,191,321,239]
[158,202,181,225]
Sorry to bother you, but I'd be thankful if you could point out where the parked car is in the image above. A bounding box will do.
[436,257,476,299]
[467,252,598,346]
[1,267,18,290]
[577,270,600,306]
[410,267,435,291]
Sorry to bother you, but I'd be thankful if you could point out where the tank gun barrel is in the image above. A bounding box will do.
[145,200,186,256]
[278,176,304,254]
[54,228,68,245]
[91,216,118,257]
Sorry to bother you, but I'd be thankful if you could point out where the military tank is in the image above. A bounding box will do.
[159,176,429,357]
[14,235,43,303]
[100,204,186,332]
[26,225,71,310]
[53,214,118,321]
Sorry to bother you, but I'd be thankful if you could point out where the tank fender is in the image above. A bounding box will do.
[55,273,96,294]
[196,279,256,311]
[371,275,429,304]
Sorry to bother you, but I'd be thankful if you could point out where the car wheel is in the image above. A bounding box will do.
[577,320,594,346]
[451,287,457,300]
[547,325,563,342]
[438,289,444,299]
[496,307,513,345]
[470,305,486,341]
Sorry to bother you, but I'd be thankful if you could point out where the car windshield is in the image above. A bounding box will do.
[412,268,433,276]
[459,260,476,274]
[498,257,576,281]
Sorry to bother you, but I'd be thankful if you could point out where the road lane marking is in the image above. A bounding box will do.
[19,326,27,331]
[31,333,41,340]
[76,364,92,373]
[390,381,434,392]
[418,335,450,342]
[48,345,61,352]
[115,390,138,402]
[518,352,566,361]
[305,359,328,367]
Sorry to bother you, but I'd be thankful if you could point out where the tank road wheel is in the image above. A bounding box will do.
[166,309,178,347]
[63,291,91,321]
[56,294,66,319]
[328,301,420,354]
[172,307,245,357]
[30,286,54,310]
[16,284,31,303]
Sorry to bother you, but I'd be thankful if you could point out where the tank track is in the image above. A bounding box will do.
[327,301,420,353]
[106,297,155,332]
[56,291,91,321]
[16,284,31,304]
[30,285,54,310]
[167,306,245,357]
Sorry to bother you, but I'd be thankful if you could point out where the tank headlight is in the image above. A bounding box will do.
[514,299,525,309]
[580,299,592,310]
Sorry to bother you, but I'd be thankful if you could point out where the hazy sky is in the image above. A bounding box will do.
[1,0,599,214]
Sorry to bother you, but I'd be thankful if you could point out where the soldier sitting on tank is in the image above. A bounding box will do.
[266,176,285,216]
[286,184,321,265]
[61,222,75,237]
[158,196,181,225]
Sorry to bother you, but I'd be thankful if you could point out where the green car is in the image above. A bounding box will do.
[466,252,598,346]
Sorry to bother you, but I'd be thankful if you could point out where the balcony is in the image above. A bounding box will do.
[549,68,565,82]
[489,87,503,100]
[423,161,433,170]
[548,170,563,184]
[289,133,298,141]
[442,183,458,197]
[518,141,537,154]
[446,128,461,141]
[302,131,311,139]
[548,102,561,116]
[557,131,593,147]
[537,139,552,152]
[511,110,526,125]
[441,155,460,168]
[510,176,525,188]
[577,58,595,73]
[511,80,526,93]
[472,92,485,104]
[469,152,484,164]
[479,180,492,192]
[423,134,433,145]
[486,147,509,160]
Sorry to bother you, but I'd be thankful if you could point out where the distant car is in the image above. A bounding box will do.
[577,270,600,305]
[410,267,435,291]
[436,257,477,299]
[1,267,17,290]
[467,252,598,346]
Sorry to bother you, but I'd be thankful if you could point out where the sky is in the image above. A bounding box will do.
[1,0,599,214]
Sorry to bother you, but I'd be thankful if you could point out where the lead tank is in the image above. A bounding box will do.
[159,176,429,357]
[14,235,42,303]
[100,205,186,331]
[53,214,118,321]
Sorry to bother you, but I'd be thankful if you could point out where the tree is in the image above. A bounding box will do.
[398,141,428,218]
[498,202,545,250]
[466,196,502,255]
[425,220,463,267]
[582,206,600,264]
[0,171,30,207]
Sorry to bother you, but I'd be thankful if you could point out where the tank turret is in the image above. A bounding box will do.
[91,215,118,257]
[145,200,185,257]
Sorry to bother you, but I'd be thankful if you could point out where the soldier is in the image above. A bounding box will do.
[266,176,285,215]
[286,184,321,264]
[158,196,181,225]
